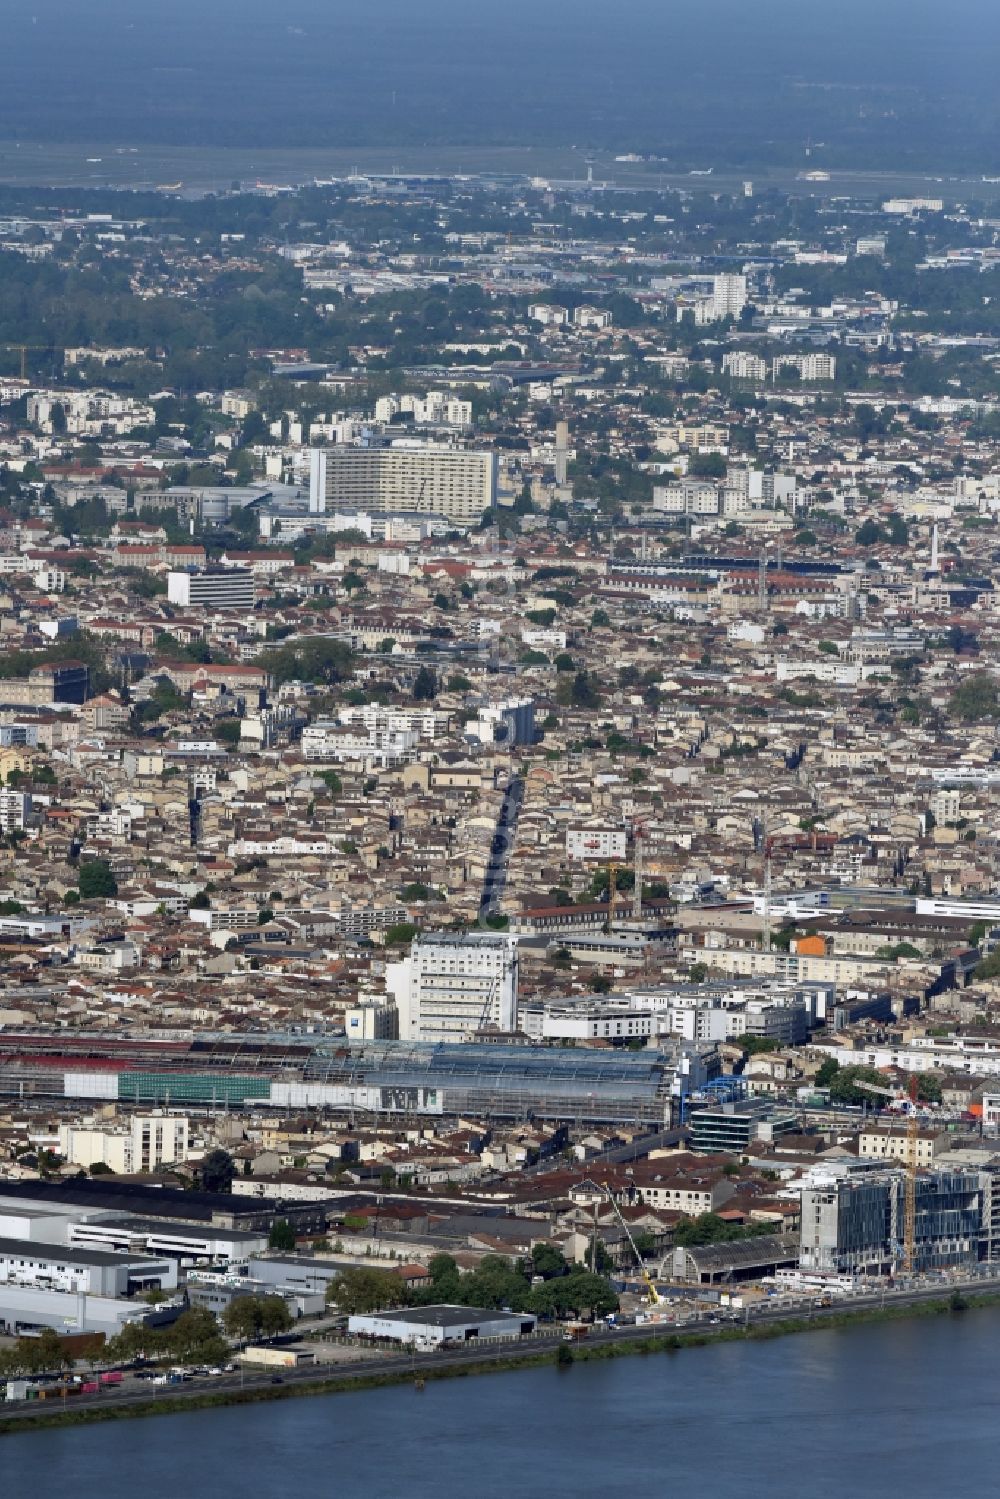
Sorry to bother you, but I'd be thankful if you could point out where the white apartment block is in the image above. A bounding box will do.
[710,274,747,319]
[301,718,419,767]
[566,827,627,862]
[0,789,31,832]
[528,304,569,326]
[375,392,472,427]
[684,274,748,325]
[653,479,721,516]
[309,444,496,525]
[773,353,837,382]
[882,198,943,215]
[722,352,768,381]
[522,627,568,651]
[337,705,445,742]
[572,305,613,330]
[386,932,519,1043]
[57,1114,189,1174]
[519,998,654,1043]
[821,1035,1000,1079]
[931,787,960,825]
[166,567,255,610]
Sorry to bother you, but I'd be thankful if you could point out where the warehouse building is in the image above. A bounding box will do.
[68,1216,268,1267]
[348,1304,537,1347]
[0,1236,176,1297]
[670,1233,800,1285]
[0,1178,325,1234]
[0,1283,158,1339]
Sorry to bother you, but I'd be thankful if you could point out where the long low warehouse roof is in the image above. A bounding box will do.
[678,1232,800,1275]
[0,1234,169,1268]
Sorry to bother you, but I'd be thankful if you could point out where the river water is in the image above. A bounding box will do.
[5,1309,999,1498]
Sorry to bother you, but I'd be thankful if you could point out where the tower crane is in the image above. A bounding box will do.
[631,819,648,921]
[902,1074,920,1274]
[604,861,618,934]
[1,344,62,381]
[576,1179,661,1305]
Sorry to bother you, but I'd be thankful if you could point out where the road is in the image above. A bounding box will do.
[479,775,523,918]
[4,1271,999,1427]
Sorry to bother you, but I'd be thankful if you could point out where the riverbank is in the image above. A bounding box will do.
[4,1281,1000,1436]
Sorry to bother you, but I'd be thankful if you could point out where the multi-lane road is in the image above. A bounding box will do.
[4,1271,1000,1428]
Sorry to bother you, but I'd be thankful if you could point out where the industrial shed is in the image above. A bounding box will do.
[671,1233,800,1285]
[348,1304,536,1347]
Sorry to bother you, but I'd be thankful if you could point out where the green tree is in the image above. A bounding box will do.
[461,1254,533,1312]
[974,950,1000,981]
[413,666,437,701]
[258,1296,293,1338]
[23,1327,66,1374]
[222,1297,263,1343]
[268,1218,296,1252]
[221,1295,292,1342]
[78,857,118,900]
[104,1320,164,1365]
[428,1252,459,1282]
[886,511,909,546]
[950,672,1000,723]
[828,1065,892,1106]
[385,922,419,946]
[167,1307,227,1364]
[261,637,354,687]
[673,1214,775,1247]
[326,1266,408,1315]
[913,1072,942,1104]
[531,1243,569,1280]
[815,1057,840,1087]
[530,1270,618,1320]
[216,718,242,747]
[688,452,726,478]
[855,519,885,547]
[198,1148,235,1194]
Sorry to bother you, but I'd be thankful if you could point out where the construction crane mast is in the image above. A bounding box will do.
[632,819,647,920]
[854,1076,920,1272]
[1,344,61,381]
[605,862,618,934]
[760,810,773,953]
[578,1179,661,1305]
[903,1074,920,1273]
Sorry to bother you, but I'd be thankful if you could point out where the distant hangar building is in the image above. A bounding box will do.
[348,1305,536,1347]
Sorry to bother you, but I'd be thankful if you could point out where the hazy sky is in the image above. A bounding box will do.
[0,2,996,166]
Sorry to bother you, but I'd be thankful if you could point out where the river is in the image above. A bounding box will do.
[5,1309,999,1498]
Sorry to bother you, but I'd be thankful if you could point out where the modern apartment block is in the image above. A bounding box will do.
[308,443,497,525]
[799,1161,984,1276]
[166,566,255,610]
[386,932,519,1043]
[653,478,721,515]
[57,1114,190,1175]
